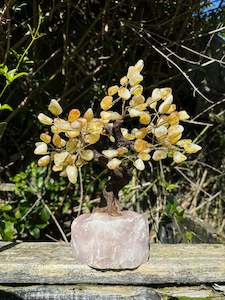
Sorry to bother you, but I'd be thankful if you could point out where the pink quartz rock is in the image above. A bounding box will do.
[71,211,149,269]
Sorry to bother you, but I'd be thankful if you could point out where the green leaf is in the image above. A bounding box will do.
[36,223,48,229]
[30,227,40,239]
[3,222,16,240]
[6,69,27,83]
[12,72,28,80]
[0,104,13,111]
[15,209,21,219]
[185,231,193,243]
[0,122,7,140]
[6,69,16,82]
[0,204,12,212]
[0,64,8,77]
[40,206,50,222]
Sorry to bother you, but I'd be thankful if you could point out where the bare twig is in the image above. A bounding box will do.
[192,98,225,120]
[194,191,221,212]
[130,26,213,104]
[190,169,208,212]
[193,160,223,174]
[42,200,69,244]
[21,196,41,221]
[77,167,84,217]
[175,167,211,197]
[183,119,213,127]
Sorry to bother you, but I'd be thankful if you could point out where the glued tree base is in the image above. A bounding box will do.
[71,211,149,270]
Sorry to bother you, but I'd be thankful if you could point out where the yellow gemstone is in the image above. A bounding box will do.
[68,109,81,122]
[154,125,168,138]
[34,142,48,155]
[130,85,143,96]
[173,151,187,163]
[107,158,121,170]
[66,129,81,138]
[127,66,143,86]
[133,127,148,139]
[60,138,66,148]
[163,94,173,104]
[139,112,151,125]
[116,147,128,156]
[78,118,87,129]
[118,87,131,100]
[134,139,149,153]
[51,125,60,134]
[151,88,161,101]
[52,165,63,172]
[40,133,51,144]
[52,134,62,148]
[158,102,171,114]
[75,157,86,167]
[157,115,169,127]
[80,149,94,161]
[66,165,78,184]
[167,125,184,144]
[166,104,176,114]
[100,111,122,121]
[120,76,128,86]
[152,149,167,161]
[169,133,182,144]
[130,95,145,107]
[134,59,144,72]
[108,85,119,96]
[160,88,172,99]
[177,139,192,147]
[133,158,145,170]
[85,133,100,144]
[66,139,78,153]
[178,110,190,120]
[54,118,72,131]
[71,120,82,130]
[100,96,113,111]
[121,128,136,140]
[102,149,118,158]
[184,143,202,153]
[128,108,142,118]
[54,151,69,166]
[88,119,104,134]
[38,113,53,125]
[109,135,115,142]
[167,112,180,125]
[37,155,50,167]
[48,99,63,116]
[138,152,151,161]
[147,97,157,109]
[168,125,184,136]
[59,170,67,177]
[83,108,94,121]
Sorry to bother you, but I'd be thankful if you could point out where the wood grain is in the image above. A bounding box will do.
[0,285,223,300]
[0,285,161,300]
[0,242,224,285]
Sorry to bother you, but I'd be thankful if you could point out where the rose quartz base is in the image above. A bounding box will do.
[71,211,149,269]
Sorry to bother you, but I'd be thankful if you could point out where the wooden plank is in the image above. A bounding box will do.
[0,285,223,300]
[157,286,224,299]
[0,285,161,300]
[0,242,11,249]
[0,242,225,285]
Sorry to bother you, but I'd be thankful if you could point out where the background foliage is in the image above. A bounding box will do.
[0,0,225,242]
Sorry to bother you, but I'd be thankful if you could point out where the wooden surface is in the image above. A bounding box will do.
[0,242,225,285]
[0,285,224,300]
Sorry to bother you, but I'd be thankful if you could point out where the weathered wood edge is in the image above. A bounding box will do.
[0,285,224,300]
[0,242,225,285]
